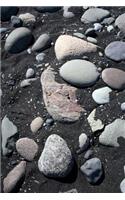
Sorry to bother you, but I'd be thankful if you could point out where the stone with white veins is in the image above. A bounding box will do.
[2,116,18,156]
[79,133,89,151]
[87,109,104,133]
[38,134,74,178]
[30,117,43,133]
[92,87,112,104]
[26,68,35,78]
[99,119,125,147]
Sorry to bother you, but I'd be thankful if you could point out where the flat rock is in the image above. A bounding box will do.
[32,33,51,52]
[55,35,97,61]
[115,13,125,34]
[105,41,125,61]
[19,13,36,25]
[38,134,73,178]
[92,87,112,104]
[5,27,34,54]
[41,67,84,122]
[35,7,62,13]
[99,119,125,147]
[81,8,110,23]
[102,68,125,90]
[59,59,100,87]
[1,6,19,22]
[3,161,26,193]
[30,117,43,133]
[16,137,38,161]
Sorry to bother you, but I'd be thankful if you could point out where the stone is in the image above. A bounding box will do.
[81,8,110,24]
[101,17,115,25]
[11,16,23,28]
[30,117,43,133]
[1,6,19,22]
[107,25,114,32]
[41,67,84,122]
[34,7,62,13]
[87,37,97,44]
[120,179,125,193]
[3,161,26,193]
[59,60,100,87]
[26,68,35,79]
[79,133,89,151]
[16,137,38,161]
[115,13,125,34]
[20,78,37,87]
[121,102,125,111]
[80,158,103,184]
[99,119,125,147]
[105,41,125,62]
[45,118,54,126]
[38,134,73,178]
[0,89,2,96]
[55,35,97,61]
[92,87,112,104]
[94,23,103,31]
[36,53,45,62]
[73,32,86,39]
[19,13,36,25]
[63,7,75,18]
[85,28,97,37]
[2,116,18,156]
[65,188,78,193]
[87,109,104,133]
[32,34,52,52]
[102,68,125,90]
[5,27,34,54]
[84,150,93,160]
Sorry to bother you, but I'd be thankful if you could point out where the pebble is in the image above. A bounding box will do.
[59,59,100,87]
[16,137,38,161]
[80,158,103,184]
[1,6,19,21]
[55,35,97,61]
[99,119,125,147]
[115,13,125,34]
[38,134,74,178]
[20,78,37,87]
[121,102,125,111]
[30,117,43,133]
[81,8,110,23]
[5,27,34,54]
[64,188,78,193]
[92,87,112,104]
[85,28,96,37]
[101,17,115,25]
[73,32,86,39]
[84,150,93,160]
[36,53,45,62]
[107,25,114,32]
[19,13,36,25]
[11,16,23,28]
[32,33,52,52]
[87,37,97,44]
[105,41,125,62]
[63,7,75,18]
[102,68,125,90]
[120,179,125,193]
[34,7,62,13]
[3,161,26,193]
[26,68,35,79]
[94,23,102,31]
[79,133,89,151]
[45,118,54,126]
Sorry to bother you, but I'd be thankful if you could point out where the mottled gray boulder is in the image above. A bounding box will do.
[38,134,74,178]
[34,7,62,13]
[32,34,51,52]
[80,158,103,184]
[1,6,19,22]
[5,27,34,54]
[115,13,125,34]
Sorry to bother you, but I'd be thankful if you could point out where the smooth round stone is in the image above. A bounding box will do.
[115,13,125,34]
[5,27,34,54]
[59,60,100,87]
[105,41,125,62]
[87,37,97,44]
[102,68,125,90]
[1,7,19,22]
[92,87,112,104]
[120,179,125,193]
[16,137,38,161]
[11,16,23,28]
[26,68,35,79]
[81,8,110,23]
[32,34,51,52]
[34,7,62,13]
[121,102,125,111]
[30,117,43,133]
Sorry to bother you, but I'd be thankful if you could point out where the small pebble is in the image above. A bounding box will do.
[107,25,114,32]
[26,68,35,79]
[36,53,45,63]
[30,117,43,133]
[79,133,89,151]
[121,102,125,111]
[87,37,97,44]
[94,23,102,31]
[84,150,93,160]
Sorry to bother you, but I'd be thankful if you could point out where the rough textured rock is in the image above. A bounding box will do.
[55,35,97,61]
[92,87,112,104]
[38,134,73,178]
[5,27,34,54]
[3,161,26,193]
[115,13,125,34]
[41,67,84,122]
[30,117,43,133]
[19,13,36,25]
[1,6,19,22]
[32,33,51,52]
[99,119,125,147]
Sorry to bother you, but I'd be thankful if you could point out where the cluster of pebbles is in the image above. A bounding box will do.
[1,6,125,193]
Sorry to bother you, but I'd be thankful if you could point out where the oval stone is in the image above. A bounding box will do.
[32,34,51,52]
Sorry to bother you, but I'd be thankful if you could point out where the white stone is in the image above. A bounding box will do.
[92,87,112,104]
[26,68,35,78]
[30,117,43,133]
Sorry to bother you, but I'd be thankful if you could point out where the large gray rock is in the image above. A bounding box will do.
[115,13,125,34]
[32,33,51,52]
[99,119,125,147]
[81,8,110,23]
[5,27,34,54]
[59,60,100,87]
[38,134,73,178]
[92,87,112,104]
[1,6,19,22]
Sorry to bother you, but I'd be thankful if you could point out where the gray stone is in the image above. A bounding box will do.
[30,117,43,133]
[11,16,23,28]
[81,8,110,23]
[16,137,38,161]
[63,7,75,18]
[5,27,34,54]
[73,32,86,39]
[36,53,45,62]
[45,118,54,126]
[20,78,37,87]
[105,41,125,61]
[115,13,125,34]
[26,68,35,79]
[1,7,19,22]
[32,34,52,52]
[107,25,114,32]
[38,134,74,178]
[99,119,125,147]
[94,23,102,31]
[80,158,103,184]
[59,59,100,87]
[92,87,112,104]
[87,37,97,44]
[84,150,93,160]
[79,133,89,151]
[121,102,125,111]
[101,17,115,25]
[120,179,125,193]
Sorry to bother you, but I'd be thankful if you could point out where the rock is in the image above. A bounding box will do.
[16,137,38,161]
[32,34,51,52]
[87,109,104,133]
[85,28,97,37]
[41,67,84,122]
[26,68,35,79]
[55,35,97,61]
[84,150,93,160]
[19,13,36,25]
[99,119,125,147]
[115,13,125,34]
[36,53,45,62]
[80,158,103,184]
[1,6,19,22]
[105,41,125,62]
[79,133,89,151]
[20,78,37,87]
[121,102,125,111]
[2,116,18,156]
[107,25,114,32]
[73,32,86,39]
[94,23,103,31]
[30,117,43,133]
[120,179,125,193]
[45,118,54,126]
[87,37,97,44]
[92,87,112,104]
[38,134,73,178]
[0,89,2,96]
[102,68,125,90]
[63,7,75,18]
[81,8,110,23]
[101,17,115,25]
[59,60,100,87]
[11,16,23,28]
[64,188,78,193]
[5,27,34,54]
[34,7,62,13]
[3,161,26,193]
